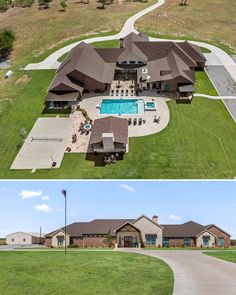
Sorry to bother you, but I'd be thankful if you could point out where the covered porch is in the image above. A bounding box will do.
[115,222,142,248]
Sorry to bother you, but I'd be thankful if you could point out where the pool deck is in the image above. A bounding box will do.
[80,95,170,137]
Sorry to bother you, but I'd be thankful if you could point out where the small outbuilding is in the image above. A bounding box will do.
[89,116,128,153]
[6,232,45,245]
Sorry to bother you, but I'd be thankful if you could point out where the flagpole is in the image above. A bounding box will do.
[65,190,67,255]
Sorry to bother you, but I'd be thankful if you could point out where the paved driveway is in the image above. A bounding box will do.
[119,249,236,295]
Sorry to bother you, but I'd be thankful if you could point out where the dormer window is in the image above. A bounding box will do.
[121,61,127,64]
[129,61,135,64]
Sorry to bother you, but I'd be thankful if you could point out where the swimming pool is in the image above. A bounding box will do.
[100,99,144,115]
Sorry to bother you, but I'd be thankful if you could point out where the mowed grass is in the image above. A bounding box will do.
[194,71,218,96]
[136,0,236,53]
[0,251,174,295]
[205,251,236,263]
[0,0,155,66]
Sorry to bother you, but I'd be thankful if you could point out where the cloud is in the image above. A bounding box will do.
[169,214,182,221]
[41,195,49,200]
[119,184,136,193]
[34,204,53,213]
[20,190,42,199]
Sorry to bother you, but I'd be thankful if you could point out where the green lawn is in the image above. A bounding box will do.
[144,247,236,251]
[194,71,218,96]
[0,251,174,295]
[204,251,236,263]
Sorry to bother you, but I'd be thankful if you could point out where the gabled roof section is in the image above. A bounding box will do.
[204,224,231,237]
[122,32,149,48]
[114,222,141,233]
[178,41,207,63]
[67,42,115,83]
[132,214,164,229]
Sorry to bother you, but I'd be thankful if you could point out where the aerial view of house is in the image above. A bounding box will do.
[45,215,231,248]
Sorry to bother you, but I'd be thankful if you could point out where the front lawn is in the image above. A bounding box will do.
[0,251,174,295]
[194,71,218,96]
[204,251,236,263]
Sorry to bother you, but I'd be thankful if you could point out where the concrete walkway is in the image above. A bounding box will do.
[119,249,236,295]
[194,93,236,100]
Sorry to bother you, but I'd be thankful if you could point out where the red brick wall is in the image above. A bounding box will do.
[72,237,116,248]
[169,238,195,247]
[208,226,231,247]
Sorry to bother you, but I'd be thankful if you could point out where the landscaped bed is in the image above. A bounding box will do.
[204,251,236,263]
[0,251,174,295]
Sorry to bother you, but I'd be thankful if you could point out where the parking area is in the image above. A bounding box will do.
[11,118,73,170]
[205,66,236,122]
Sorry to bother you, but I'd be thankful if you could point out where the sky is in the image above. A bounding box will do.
[0,181,235,238]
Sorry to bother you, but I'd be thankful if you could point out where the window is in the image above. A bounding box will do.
[129,61,135,64]
[219,237,224,247]
[183,238,191,247]
[121,61,127,64]
[57,236,64,246]
[146,235,157,246]
[138,61,144,64]
[163,238,169,247]
[23,238,26,242]
[11,238,14,242]
[202,236,210,246]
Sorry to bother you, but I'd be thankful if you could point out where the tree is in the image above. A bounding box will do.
[0,29,16,58]
[103,232,113,248]
[60,0,67,11]
[38,0,52,9]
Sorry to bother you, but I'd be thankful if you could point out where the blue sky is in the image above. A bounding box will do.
[0,181,235,238]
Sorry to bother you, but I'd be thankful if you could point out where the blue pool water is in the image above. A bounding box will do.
[100,99,143,115]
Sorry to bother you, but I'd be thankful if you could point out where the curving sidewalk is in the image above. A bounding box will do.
[193,94,236,100]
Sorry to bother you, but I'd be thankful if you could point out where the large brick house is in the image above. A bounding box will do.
[45,215,231,248]
[46,32,206,107]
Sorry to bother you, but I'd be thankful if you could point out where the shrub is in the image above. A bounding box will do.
[68,244,79,248]
[0,29,16,58]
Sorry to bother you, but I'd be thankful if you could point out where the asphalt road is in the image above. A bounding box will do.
[120,249,236,295]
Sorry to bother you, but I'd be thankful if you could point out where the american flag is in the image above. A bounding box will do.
[61,189,67,198]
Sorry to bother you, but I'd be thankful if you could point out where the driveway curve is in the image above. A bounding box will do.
[119,249,236,295]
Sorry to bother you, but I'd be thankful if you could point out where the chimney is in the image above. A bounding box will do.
[152,215,158,223]
[120,38,124,49]
[102,133,114,152]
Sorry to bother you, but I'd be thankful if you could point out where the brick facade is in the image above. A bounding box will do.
[168,238,196,247]
[45,238,52,247]
[207,226,231,247]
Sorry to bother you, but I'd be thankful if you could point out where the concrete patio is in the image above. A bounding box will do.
[80,95,170,138]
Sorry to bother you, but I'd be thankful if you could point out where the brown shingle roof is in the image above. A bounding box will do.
[162,221,207,238]
[89,116,128,145]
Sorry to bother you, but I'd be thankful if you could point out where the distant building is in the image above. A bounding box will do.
[45,215,231,248]
[6,232,45,245]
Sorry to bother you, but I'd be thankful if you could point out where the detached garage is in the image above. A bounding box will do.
[6,232,45,246]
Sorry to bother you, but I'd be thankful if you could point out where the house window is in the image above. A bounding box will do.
[11,238,14,242]
[57,236,64,246]
[23,238,26,242]
[121,61,127,64]
[146,235,157,246]
[202,236,210,246]
[183,238,191,247]
[138,61,144,64]
[129,61,135,64]
[219,237,224,247]
[163,238,169,247]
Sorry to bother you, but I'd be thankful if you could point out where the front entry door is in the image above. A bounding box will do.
[124,236,133,247]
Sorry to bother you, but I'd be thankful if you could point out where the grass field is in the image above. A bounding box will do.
[0,0,155,66]
[205,251,236,263]
[145,247,236,251]
[136,0,236,54]
[0,251,174,295]
[0,39,236,179]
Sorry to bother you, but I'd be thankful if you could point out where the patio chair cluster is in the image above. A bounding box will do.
[103,153,119,164]
[72,133,77,143]
[110,80,135,97]
[128,118,146,126]
[154,115,161,124]
[78,120,93,136]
